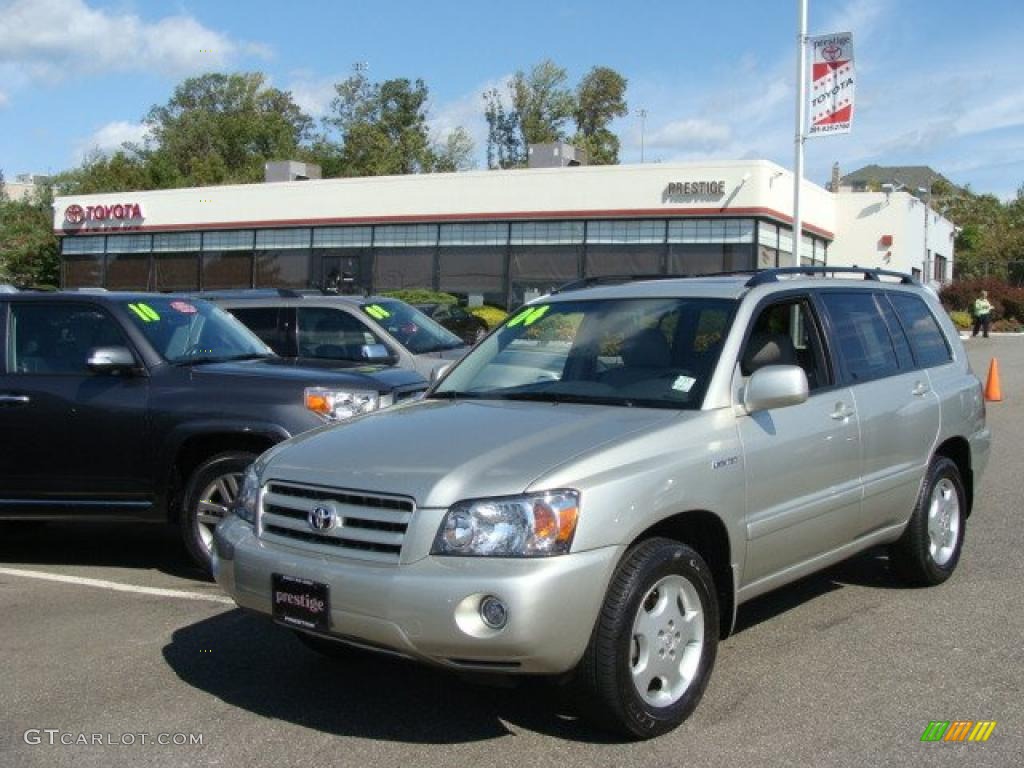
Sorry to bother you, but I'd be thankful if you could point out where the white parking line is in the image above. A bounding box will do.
[0,567,235,605]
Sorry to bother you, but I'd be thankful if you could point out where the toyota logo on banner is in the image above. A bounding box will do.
[308,504,336,531]
[64,204,86,224]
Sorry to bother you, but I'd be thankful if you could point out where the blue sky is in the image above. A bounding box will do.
[1,0,1023,198]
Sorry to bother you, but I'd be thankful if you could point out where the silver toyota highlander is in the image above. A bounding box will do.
[213,268,990,739]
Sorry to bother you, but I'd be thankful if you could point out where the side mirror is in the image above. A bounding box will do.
[743,365,808,413]
[430,362,452,383]
[87,346,137,374]
[360,343,392,362]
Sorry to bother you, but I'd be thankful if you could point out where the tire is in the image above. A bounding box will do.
[889,456,966,586]
[180,451,256,573]
[292,630,364,662]
[573,537,719,739]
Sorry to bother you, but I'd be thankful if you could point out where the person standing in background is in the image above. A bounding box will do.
[972,290,993,338]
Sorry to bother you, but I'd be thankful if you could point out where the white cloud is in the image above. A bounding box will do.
[0,90,8,108]
[427,76,512,168]
[286,74,339,118]
[73,121,151,163]
[647,119,732,153]
[0,0,270,91]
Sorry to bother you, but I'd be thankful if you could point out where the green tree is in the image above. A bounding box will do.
[572,66,628,165]
[484,60,627,169]
[146,72,313,185]
[512,59,575,147]
[483,88,523,169]
[0,185,60,288]
[433,127,476,172]
[325,70,435,176]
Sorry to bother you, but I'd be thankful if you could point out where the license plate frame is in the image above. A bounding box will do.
[271,573,330,631]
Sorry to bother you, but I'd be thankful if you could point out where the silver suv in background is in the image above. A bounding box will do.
[208,291,470,380]
[213,268,990,739]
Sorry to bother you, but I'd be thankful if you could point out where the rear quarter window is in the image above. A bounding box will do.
[818,291,900,383]
[888,293,952,368]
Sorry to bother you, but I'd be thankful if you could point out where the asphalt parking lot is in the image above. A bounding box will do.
[1,337,1021,768]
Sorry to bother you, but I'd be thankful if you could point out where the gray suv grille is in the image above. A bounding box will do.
[259,481,414,564]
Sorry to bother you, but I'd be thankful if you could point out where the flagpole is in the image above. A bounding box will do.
[793,0,808,267]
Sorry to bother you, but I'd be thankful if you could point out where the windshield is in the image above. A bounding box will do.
[432,297,736,409]
[362,300,465,354]
[120,298,273,364]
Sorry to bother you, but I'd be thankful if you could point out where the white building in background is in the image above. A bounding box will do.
[51,159,954,308]
[829,189,955,285]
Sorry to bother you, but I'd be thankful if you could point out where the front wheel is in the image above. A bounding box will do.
[573,537,718,739]
[889,456,966,586]
[180,451,256,573]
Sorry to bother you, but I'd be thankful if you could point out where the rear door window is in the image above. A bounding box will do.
[818,291,900,383]
[888,293,953,368]
[229,307,290,355]
[297,307,384,361]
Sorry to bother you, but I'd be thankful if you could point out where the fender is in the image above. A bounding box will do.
[156,420,293,520]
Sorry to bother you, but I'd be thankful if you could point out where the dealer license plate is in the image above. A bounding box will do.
[271,574,330,631]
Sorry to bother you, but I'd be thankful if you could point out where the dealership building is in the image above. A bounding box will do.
[52,159,955,308]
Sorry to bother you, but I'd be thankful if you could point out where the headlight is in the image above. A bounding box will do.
[233,465,260,525]
[304,387,382,421]
[432,491,580,557]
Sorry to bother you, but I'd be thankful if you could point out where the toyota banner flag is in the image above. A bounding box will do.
[807,32,855,137]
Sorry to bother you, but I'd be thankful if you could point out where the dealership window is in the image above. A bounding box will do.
[585,219,665,277]
[153,232,200,292]
[668,244,755,275]
[438,247,506,306]
[510,246,582,306]
[61,236,105,288]
[202,229,254,289]
[104,234,152,290]
[255,228,310,288]
[374,247,435,291]
[757,222,780,268]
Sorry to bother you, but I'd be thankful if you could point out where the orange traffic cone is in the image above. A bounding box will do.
[985,358,1002,402]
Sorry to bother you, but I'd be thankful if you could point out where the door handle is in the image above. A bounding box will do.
[831,402,855,420]
[0,394,31,406]
[912,382,930,397]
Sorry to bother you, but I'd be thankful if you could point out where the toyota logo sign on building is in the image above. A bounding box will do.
[64,204,86,224]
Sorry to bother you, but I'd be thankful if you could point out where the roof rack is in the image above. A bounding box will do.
[745,266,918,288]
[552,274,689,294]
[193,288,319,300]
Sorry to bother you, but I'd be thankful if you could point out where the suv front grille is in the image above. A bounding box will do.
[259,481,414,564]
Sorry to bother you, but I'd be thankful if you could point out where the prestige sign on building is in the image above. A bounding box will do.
[807,32,855,136]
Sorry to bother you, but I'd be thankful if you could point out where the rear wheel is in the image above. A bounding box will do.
[890,456,966,586]
[180,451,256,573]
[574,537,718,739]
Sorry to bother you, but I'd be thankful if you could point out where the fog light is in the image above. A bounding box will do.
[479,596,508,629]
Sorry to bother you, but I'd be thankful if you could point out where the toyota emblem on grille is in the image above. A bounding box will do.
[308,504,336,531]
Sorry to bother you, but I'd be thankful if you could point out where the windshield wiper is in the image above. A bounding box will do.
[427,391,487,400]
[172,352,273,366]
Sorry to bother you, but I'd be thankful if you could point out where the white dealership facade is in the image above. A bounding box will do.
[53,159,954,308]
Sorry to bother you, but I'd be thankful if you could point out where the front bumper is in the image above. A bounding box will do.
[213,514,620,674]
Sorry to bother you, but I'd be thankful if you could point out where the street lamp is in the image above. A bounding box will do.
[917,186,932,284]
[637,109,648,163]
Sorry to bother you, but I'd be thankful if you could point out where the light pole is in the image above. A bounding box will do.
[637,109,648,163]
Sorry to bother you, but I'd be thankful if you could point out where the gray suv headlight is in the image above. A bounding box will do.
[431,491,580,557]
[233,465,260,525]
[305,388,387,421]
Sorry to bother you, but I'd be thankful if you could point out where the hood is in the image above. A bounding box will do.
[186,358,424,392]
[262,398,680,508]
